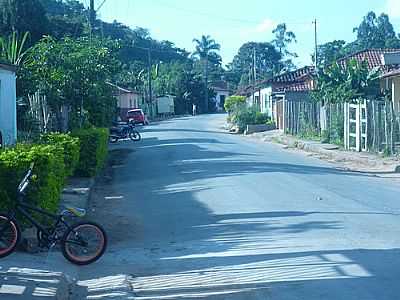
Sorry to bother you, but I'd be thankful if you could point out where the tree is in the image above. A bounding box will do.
[39,0,87,39]
[312,59,381,105]
[353,12,400,50]
[230,42,282,89]
[0,0,49,43]
[22,37,121,129]
[272,23,297,72]
[313,40,346,68]
[192,35,221,113]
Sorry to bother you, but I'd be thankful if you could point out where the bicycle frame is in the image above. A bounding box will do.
[12,201,71,240]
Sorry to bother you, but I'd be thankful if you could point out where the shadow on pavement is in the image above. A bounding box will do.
[76,119,400,300]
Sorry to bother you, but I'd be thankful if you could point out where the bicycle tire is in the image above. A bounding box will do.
[0,214,20,258]
[61,221,107,265]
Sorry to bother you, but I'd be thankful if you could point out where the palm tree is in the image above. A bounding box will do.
[192,35,221,113]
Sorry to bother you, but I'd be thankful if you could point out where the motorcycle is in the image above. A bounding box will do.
[109,121,141,143]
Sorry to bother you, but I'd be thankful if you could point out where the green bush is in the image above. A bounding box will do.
[0,144,65,213]
[72,128,109,177]
[255,112,270,125]
[41,133,80,177]
[224,96,247,113]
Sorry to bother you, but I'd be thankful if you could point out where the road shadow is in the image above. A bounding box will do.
[78,121,400,299]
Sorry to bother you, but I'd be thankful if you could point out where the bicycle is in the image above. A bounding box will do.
[0,163,107,265]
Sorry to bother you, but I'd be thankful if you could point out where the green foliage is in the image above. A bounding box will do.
[313,40,346,68]
[0,144,65,213]
[353,12,400,50]
[312,59,381,104]
[72,128,109,177]
[0,0,49,44]
[272,23,297,71]
[21,36,120,130]
[0,31,29,65]
[230,105,272,132]
[255,112,270,125]
[40,133,80,177]
[224,95,246,113]
[230,42,282,89]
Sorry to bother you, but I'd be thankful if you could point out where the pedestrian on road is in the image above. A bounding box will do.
[192,104,197,116]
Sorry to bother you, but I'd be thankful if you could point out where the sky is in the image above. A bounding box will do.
[81,0,400,67]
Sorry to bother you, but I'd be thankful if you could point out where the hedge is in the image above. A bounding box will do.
[0,144,65,213]
[72,128,109,177]
[41,133,80,178]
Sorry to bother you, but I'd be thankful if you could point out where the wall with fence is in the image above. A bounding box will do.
[281,97,400,155]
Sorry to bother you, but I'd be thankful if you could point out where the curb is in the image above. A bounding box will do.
[257,133,400,173]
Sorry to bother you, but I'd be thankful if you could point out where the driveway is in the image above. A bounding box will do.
[76,114,400,300]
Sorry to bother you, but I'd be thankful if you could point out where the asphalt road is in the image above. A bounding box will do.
[76,114,400,300]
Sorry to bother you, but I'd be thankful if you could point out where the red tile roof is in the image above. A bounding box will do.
[338,49,400,71]
[275,81,314,93]
[236,66,315,95]
[266,66,315,84]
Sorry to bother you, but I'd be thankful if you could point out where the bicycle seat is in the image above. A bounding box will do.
[63,206,86,217]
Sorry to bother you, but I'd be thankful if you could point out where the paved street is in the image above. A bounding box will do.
[77,114,400,300]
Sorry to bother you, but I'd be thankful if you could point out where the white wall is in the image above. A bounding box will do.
[214,90,230,111]
[117,92,142,109]
[0,69,17,145]
[392,76,400,115]
[250,87,273,116]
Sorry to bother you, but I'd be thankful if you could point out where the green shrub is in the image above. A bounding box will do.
[224,96,247,113]
[0,144,65,213]
[232,107,256,132]
[72,128,109,177]
[255,112,270,125]
[41,133,80,177]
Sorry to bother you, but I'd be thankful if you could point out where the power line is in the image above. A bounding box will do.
[153,0,312,27]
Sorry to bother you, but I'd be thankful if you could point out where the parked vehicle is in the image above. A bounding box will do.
[0,163,107,265]
[127,109,148,125]
[109,121,141,143]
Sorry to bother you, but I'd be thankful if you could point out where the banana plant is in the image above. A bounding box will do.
[0,31,30,66]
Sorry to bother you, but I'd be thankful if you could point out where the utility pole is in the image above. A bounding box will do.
[147,48,153,117]
[313,19,318,69]
[252,47,257,106]
[89,0,95,35]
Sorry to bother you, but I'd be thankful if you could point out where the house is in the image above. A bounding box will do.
[0,63,17,146]
[107,82,144,121]
[156,95,175,115]
[382,68,400,113]
[336,49,400,151]
[380,52,400,114]
[239,66,315,129]
[211,81,230,111]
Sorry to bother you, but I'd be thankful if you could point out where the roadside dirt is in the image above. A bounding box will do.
[87,148,138,244]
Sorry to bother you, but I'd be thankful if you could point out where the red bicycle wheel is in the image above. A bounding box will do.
[61,222,107,265]
[0,214,20,258]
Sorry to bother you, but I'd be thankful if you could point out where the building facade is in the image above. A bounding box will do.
[0,64,17,146]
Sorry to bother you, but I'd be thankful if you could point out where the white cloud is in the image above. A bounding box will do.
[386,0,400,19]
[255,19,277,33]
